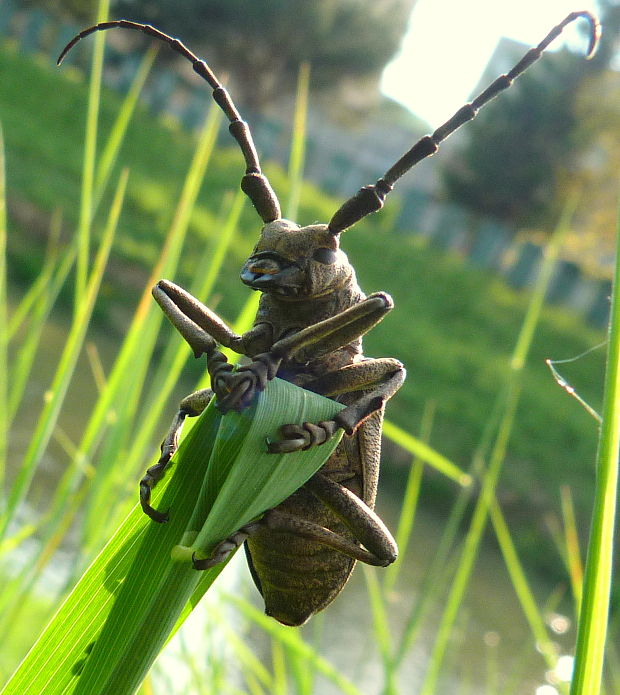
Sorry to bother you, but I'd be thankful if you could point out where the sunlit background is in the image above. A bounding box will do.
[383,0,598,124]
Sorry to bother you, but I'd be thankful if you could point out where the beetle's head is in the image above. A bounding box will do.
[240,219,352,300]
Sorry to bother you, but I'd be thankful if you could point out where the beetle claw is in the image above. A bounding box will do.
[215,372,257,412]
[266,435,308,453]
[266,420,340,453]
[141,501,170,524]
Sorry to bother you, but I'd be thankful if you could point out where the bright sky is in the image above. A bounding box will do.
[381,0,598,125]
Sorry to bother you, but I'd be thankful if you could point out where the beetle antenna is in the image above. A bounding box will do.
[58,20,281,223]
[328,10,601,234]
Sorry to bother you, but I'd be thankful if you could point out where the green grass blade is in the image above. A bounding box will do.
[560,484,584,615]
[8,239,76,423]
[570,205,620,695]
[222,594,366,695]
[384,400,435,593]
[286,62,310,221]
[382,418,471,486]
[93,45,157,206]
[75,0,109,303]
[0,169,127,539]
[419,379,522,695]
[489,497,565,687]
[271,641,288,695]
[208,610,274,692]
[0,379,343,695]
[6,209,63,341]
[0,123,7,495]
[363,565,395,692]
[390,382,516,671]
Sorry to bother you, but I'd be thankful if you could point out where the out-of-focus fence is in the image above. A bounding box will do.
[0,2,611,330]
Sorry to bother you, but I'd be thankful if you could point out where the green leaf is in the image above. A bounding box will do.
[183,378,345,558]
[1,378,343,695]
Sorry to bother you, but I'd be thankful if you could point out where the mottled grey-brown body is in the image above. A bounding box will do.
[246,410,383,625]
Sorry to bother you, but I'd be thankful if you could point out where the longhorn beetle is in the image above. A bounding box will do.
[59,12,599,626]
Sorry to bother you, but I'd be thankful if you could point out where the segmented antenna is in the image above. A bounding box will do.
[58,20,282,223]
[328,10,601,234]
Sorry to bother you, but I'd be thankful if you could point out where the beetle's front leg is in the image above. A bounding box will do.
[214,351,283,412]
[153,280,235,392]
[217,292,395,413]
[153,280,273,408]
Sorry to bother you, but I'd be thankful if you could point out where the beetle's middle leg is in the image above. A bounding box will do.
[267,357,405,453]
[140,388,213,522]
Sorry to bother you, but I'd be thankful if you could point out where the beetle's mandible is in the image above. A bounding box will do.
[59,11,599,626]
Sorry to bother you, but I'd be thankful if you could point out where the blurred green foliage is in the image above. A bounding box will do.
[0,43,605,578]
[24,0,415,109]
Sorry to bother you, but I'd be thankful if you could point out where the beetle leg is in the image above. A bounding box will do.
[259,510,391,565]
[258,476,397,566]
[303,473,398,566]
[192,499,395,570]
[266,420,340,453]
[267,358,405,452]
[331,360,405,435]
[192,518,263,570]
[140,388,213,522]
[271,292,394,363]
[153,280,276,407]
[217,293,394,413]
[154,279,272,354]
[190,472,398,569]
[215,351,283,413]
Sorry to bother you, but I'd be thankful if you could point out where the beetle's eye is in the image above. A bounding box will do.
[312,248,337,265]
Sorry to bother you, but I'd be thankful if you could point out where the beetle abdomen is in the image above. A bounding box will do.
[245,488,357,626]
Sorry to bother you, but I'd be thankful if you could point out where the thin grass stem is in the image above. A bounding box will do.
[75,0,109,303]
[0,169,127,540]
[0,124,7,496]
[569,196,620,695]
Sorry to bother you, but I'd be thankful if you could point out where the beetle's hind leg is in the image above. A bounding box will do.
[192,518,263,569]
[191,472,398,571]
[140,388,213,522]
[195,471,398,571]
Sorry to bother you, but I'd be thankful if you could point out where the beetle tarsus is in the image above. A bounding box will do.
[192,519,264,569]
[139,474,170,523]
[214,353,282,413]
[139,393,213,523]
